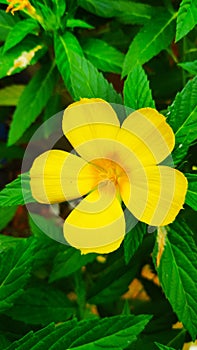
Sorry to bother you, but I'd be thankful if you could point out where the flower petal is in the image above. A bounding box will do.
[64,182,125,254]
[121,108,175,164]
[62,98,120,159]
[120,165,187,226]
[30,150,98,204]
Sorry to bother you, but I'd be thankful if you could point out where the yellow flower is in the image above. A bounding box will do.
[6,0,36,15]
[30,98,187,254]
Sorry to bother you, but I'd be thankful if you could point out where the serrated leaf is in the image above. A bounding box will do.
[6,285,75,325]
[0,238,35,312]
[3,19,39,53]
[0,9,18,41]
[0,206,17,230]
[8,62,58,145]
[123,64,155,109]
[185,173,197,211]
[153,221,197,340]
[155,343,176,350]
[67,18,94,29]
[175,0,197,42]
[0,173,35,206]
[167,75,197,164]
[0,37,45,79]
[122,11,176,76]
[69,51,122,102]
[178,60,197,75]
[79,0,156,25]
[82,38,124,73]
[124,221,147,264]
[6,315,151,350]
[0,85,24,106]
[49,247,96,282]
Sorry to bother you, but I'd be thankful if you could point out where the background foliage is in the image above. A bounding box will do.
[0,0,197,349]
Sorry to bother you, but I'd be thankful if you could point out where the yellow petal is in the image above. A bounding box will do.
[62,98,120,160]
[120,165,187,226]
[121,108,175,164]
[30,150,98,204]
[64,182,125,254]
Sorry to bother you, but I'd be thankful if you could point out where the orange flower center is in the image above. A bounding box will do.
[91,158,127,188]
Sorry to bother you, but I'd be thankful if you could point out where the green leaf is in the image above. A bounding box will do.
[0,173,35,207]
[122,11,176,76]
[178,60,197,75]
[167,75,197,164]
[51,0,66,18]
[0,37,45,79]
[153,221,197,340]
[124,221,147,264]
[155,343,176,350]
[123,64,155,109]
[0,9,18,41]
[3,19,39,53]
[87,249,140,304]
[175,0,197,42]
[54,31,83,93]
[49,247,96,282]
[0,85,25,106]
[68,51,122,102]
[82,38,124,74]
[67,18,94,29]
[6,285,75,325]
[8,62,58,145]
[6,315,151,350]
[0,206,17,231]
[0,238,35,312]
[79,0,156,25]
[185,173,197,211]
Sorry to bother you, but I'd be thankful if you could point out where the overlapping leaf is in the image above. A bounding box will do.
[82,38,124,74]
[0,85,24,106]
[0,206,17,231]
[122,11,176,76]
[6,285,75,325]
[167,75,197,164]
[0,238,35,313]
[0,9,18,41]
[3,19,39,52]
[153,221,197,339]
[185,173,197,211]
[178,60,197,75]
[5,315,151,350]
[8,62,58,145]
[176,0,197,42]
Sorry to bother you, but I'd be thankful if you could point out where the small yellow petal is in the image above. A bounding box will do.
[121,108,175,164]
[64,183,125,253]
[120,165,188,226]
[30,150,98,204]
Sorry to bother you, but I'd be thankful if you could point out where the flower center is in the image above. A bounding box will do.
[91,158,126,187]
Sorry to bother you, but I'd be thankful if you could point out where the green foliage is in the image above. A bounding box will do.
[176,0,197,42]
[124,64,155,109]
[0,9,18,41]
[0,238,35,313]
[0,173,35,206]
[8,63,58,145]
[0,0,197,348]
[3,19,39,53]
[153,221,197,340]
[122,11,176,76]
[82,38,124,74]
[5,314,151,350]
[185,173,197,211]
[167,75,197,164]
